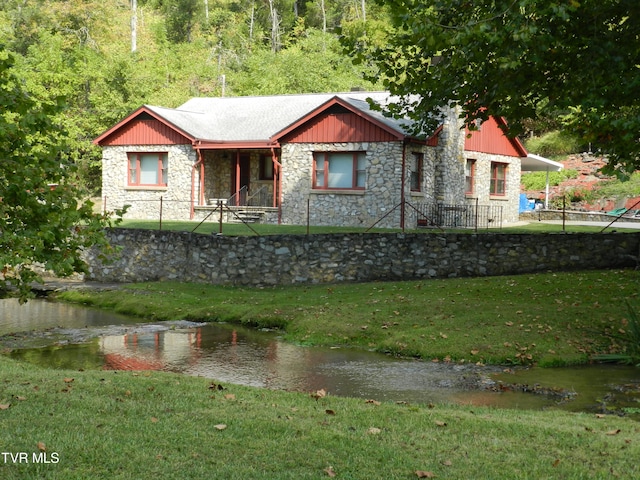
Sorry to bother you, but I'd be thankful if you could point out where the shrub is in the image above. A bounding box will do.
[524,130,583,157]
[521,169,579,191]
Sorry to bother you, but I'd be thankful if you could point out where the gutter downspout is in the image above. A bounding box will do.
[400,141,407,230]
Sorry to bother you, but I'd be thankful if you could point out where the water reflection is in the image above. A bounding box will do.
[6,317,497,404]
[0,298,137,335]
[2,299,639,413]
[94,324,490,403]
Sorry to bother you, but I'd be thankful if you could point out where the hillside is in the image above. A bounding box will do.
[521,154,640,213]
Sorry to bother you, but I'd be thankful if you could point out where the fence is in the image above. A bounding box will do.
[103,195,504,233]
[412,202,503,230]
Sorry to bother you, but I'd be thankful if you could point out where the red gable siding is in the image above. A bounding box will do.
[99,118,191,146]
[464,117,525,157]
[282,111,398,143]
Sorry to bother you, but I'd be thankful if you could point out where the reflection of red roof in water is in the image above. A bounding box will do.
[103,353,164,371]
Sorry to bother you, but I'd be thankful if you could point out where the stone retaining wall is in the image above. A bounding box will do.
[85,229,640,285]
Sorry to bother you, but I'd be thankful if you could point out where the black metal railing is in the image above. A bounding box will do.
[414,202,503,229]
[227,185,272,207]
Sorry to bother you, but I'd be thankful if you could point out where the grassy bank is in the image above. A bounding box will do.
[1,355,638,479]
[58,269,640,367]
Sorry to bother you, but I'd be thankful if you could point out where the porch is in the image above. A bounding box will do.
[192,148,280,221]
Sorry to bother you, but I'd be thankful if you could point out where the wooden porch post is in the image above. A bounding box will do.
[271,147,282,223]
[235,150,241,206]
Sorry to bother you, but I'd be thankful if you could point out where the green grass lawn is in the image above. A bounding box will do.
[58,269,640,367]
[4,269,640,478]
[1,355,638,479]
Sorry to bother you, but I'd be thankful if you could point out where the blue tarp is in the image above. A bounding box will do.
[519,193,536,213]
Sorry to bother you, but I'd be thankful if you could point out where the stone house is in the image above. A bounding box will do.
[94,92,554,228]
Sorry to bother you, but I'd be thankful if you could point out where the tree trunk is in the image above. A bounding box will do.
[131,0,137,52]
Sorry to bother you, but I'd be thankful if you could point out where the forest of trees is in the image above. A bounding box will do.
[0,0,388,192]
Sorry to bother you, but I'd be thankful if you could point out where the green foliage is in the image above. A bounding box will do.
[591,172,640,200]
[232,30,379,95]
[0,50,117,301]
[163,0,200,43]
[524,130,584,158]
[361,0,640,174]
[521,169,579,191]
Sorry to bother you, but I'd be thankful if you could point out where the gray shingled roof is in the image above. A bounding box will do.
[146,92,418,143]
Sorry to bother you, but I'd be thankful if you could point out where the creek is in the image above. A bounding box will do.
[1,298,639,417]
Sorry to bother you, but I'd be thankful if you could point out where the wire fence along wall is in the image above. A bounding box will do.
[412,202,503,230]
[104,195,503,233]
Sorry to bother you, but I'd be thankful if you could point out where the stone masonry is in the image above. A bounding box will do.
[86,229,640,286]
[102,144,196,220]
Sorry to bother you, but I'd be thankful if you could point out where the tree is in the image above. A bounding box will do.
[359,0,640,175]
[164,0,200,43]
[0,49,118,301]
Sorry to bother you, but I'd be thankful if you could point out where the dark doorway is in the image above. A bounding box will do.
[230,153,250,205]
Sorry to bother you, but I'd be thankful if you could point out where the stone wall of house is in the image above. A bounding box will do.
[465,151,521,224]
[280,141,406,228]
[85,228,640,285]
[102,144,196,220]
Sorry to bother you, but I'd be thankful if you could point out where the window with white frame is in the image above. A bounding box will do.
[127,152,168,186]
[313,152,366,190]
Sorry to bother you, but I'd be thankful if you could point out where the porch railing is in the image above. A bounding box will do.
[227,186,247,207]
[227,185,272,207]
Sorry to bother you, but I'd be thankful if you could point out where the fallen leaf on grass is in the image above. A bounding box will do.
[606,429,621,436]
[325,409,336,415]
[0,403,11,410]
[367,427,381,435]
[415,471,436,478]
[324,466,336,477]
[214,424,227,430]
[441,460,452,466]
[552,459,560,467]
[37,442,46,452]
[14,396,26,401]
[435,420,447,427]
[150,417,159,423]
[63,378,74,383]
[365,399,381,406]
[224,394,236,400]
[310,389,327,401]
